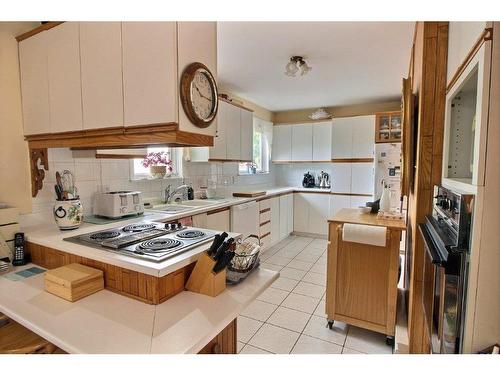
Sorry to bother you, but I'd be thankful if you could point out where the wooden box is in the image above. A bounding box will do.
[185,252,226,297]
[44,263,104,302]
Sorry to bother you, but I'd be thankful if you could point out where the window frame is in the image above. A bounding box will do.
[130,147,183,180]
[238,117,272,175]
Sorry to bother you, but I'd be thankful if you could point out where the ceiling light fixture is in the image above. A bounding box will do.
[285,56,312,77]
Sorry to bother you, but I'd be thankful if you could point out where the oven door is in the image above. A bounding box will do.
[420,222,464,354]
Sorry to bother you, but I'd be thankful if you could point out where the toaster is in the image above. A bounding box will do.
[93,191,144,218]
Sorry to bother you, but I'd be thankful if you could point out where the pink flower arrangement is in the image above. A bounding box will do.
[141,151,173,172]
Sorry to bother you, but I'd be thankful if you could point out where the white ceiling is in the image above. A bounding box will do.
[217,22,414,112]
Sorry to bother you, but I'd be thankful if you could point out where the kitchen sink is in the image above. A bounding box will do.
[147,199,228,213]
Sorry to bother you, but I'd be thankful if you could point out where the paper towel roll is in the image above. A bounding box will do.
[342,223,387,247]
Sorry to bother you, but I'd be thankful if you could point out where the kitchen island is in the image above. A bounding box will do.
[325,208,405,343]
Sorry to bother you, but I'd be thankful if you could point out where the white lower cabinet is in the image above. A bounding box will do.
[329,195,351,217]
[293,193,329,235]
[270,197,280,245]
[293,193,309,233]
[286,193,293,235]
[350,195,372,209]
[279,194,294,240]
[206,209,230,232]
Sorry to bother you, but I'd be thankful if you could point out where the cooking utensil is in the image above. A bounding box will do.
[213,238,234,261]
[54,184,63,200]
[61,170,77,199]
[213,250,235,273]
[207,232,228,257]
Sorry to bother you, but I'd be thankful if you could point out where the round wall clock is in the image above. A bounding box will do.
[180,62,219,128]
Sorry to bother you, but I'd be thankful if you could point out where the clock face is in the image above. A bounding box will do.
[190,70,215,121]
[180,62,218,128]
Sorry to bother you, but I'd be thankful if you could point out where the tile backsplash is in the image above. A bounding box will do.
[32,148,276,215]
[275,163,333,187]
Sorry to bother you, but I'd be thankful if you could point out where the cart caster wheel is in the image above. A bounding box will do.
[386,336,395,347]
[326,320,334,329]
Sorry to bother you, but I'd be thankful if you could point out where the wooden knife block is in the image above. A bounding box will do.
[185,252,226,297]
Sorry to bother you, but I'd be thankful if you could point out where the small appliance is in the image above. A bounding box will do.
[94,191,144,219]
[64,221,217,263]
[302,172,316,188]
[318,171,331,189]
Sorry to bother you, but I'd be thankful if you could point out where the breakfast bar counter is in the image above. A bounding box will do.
[0,264,278,353]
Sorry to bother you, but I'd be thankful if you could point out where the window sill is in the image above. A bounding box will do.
[238,171,270,176]
[130,175,183,182]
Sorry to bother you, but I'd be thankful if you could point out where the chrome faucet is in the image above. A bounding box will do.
[164,184,189,204]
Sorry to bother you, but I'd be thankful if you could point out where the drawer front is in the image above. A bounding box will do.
[260,232,271,250]
[260,221,271,236]
[259,209,271,223]
[259,199,272,211]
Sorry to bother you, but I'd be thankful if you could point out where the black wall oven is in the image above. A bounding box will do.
[419,185,474,354]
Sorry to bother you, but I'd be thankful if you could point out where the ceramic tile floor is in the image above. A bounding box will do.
[237,235,393,354]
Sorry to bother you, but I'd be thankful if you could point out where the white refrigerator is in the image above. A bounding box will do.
[374,143,402,210]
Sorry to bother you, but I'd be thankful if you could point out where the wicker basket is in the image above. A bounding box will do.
[226,235,261,285]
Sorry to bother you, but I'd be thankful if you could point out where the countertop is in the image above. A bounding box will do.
[328,208,406,230]
[0,264,279,353]
[21,186,327,277]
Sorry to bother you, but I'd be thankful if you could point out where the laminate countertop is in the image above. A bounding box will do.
[0,264,278,353]
[328,208,406,230]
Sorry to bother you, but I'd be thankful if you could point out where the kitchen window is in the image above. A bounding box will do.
[239,118,273,175]
[131,147,183,180]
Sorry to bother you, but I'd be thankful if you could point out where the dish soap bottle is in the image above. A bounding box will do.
[187,184,194,200]
[379,180,392,213]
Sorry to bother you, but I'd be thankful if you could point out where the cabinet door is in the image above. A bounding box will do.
[47,22,83,133]
[270,197,280,245]
[206,210,230,232]
[351,115,375,158]
[240,108,253,162]
[291,125,313,161]
[329,195,351,217]
[331,163,352,193]
[220,101,241,160]
[351,163,374,195]
[19,31,50,135]
[122,22,177,126]
[80,22,123,130]
[293,193,309,232]
[350,196,372,209]
[287,194,294,235]
[279,195,288,240]
[305,194,330,235]
[331,118,353,159]
[312,122,332,161]
[272,125,292,161]
[177,22,217,136]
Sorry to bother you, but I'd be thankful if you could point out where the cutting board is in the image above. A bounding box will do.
[44,263,104,302]
[232,191,266,198]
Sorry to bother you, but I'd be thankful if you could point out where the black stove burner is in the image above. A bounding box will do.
[176,230,206,239]
[122,223,156,232]
[90,231,121,241]
[137,238,182,252]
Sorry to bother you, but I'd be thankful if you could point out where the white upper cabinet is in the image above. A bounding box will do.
[19,31,50,135]
[291,124,313,161]
[223,101,242,160]
[351,163,374,195]
[331,117,353,159]
[240,108,254,162]
[80,22,123,130]
[122,22,177,127]
[332,115,375,159]
[351,115,375,158]
[47,22,83,133]
[272,125,292,161]
[312,122,332,161]
[331,163,352,193]
[177,22,217,136]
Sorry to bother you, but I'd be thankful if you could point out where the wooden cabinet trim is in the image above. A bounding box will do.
[259,220,271,227]
[260,232,271,239]
[16,22,65,42]
[218,97,254,113]
[446,27,493,93]
[206,207,230,216]
[331,158,374,163]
